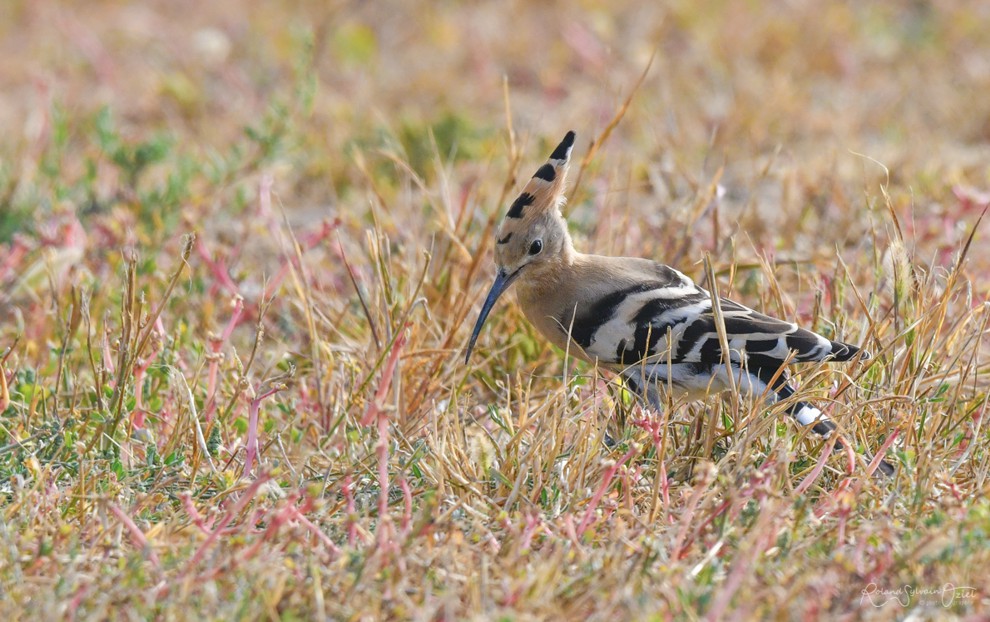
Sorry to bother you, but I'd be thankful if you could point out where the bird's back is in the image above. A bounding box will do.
[516,253,866,386]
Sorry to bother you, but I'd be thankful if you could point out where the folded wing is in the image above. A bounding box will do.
[569,264,866,379]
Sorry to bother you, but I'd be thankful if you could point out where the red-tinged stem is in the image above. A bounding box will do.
[344,475,359,547]
[262,219,344,302]
[183,473,271,573]
[519,513,541,552]
[399,476,412,537]
[660,461,671,516]
[842,441,856,474]
[299,218,342,249]
[132,317,165,429]
[196,237,240,296]
[102,328,115,376]
[684,499,731,559]
[633,415,672,520]
[578,444,639,536]
[262,261,292,302]
[672,474,715,559]
[204,296,244,422]
[107,502,162,570]
[289,503,341,558]
[561,513,581,548]
[220,297,245,343]
[259,221,342,302]
[795,435,840,496]
[704,503,776,622]
[0,237,29,283]
[66,583,90,622]
[483,528,501,555]
[375,396,393,549]
[814,478,852,520]
[356,328,409,551]
[180,492,214,534]
[258,174,273,221]
[238,492,300,562]
[866,430,899,478]
[243,384,285,476]
[0,360,9,414]
[953,184,990,213]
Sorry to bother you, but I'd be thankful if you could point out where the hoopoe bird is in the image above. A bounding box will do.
[466,131,893,476]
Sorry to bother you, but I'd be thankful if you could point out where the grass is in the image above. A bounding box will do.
[2,1,990,619]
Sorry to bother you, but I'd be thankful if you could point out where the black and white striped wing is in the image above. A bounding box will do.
[569,267,865,379]
[672,298,866,375]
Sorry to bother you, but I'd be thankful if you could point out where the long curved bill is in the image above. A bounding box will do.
[464,269,518,364]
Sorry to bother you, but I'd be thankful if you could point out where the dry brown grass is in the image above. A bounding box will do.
[2,1,990,619]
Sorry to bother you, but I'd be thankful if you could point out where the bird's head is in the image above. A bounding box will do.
[465,131,576,363]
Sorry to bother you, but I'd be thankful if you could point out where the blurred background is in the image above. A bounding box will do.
[4,0,988,218]
[4,0,989,312]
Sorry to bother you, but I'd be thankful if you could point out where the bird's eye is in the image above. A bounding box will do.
[529,239,543,255]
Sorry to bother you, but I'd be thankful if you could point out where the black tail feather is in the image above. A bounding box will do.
[829,340,870,362]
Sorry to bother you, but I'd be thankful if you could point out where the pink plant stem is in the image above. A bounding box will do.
[633,415,672,518]
[953,184,990,212]
[561,514,581,548]
[196,237,240,296]
[578,444,639,536]
[107,503,162,570]
[204,296,244,422]
[815,478,852,520]
[66,583,90,622]
[184,473,271,572]
[795,435,839,496]
[0,360,9,414]
[660,461,671,517]
[0,237,29,282]
[866,429,899,477]
[671,475,712,559]
[243,384,284,476]
[132,318,165,429]
[841,442,856,474]
[258,174,274,222]
[399,476,412,537]
[102,327,115,376]
[238,492,300,562]
[262,262,292,301]
[705,503,776,622]
[180,492,215,535]
[375,394,394,549]
[685,499,731,556]
[519,514,541,551]
[262,219,342,301]
[343,475,360,547]
[356,328,408,550]
[289,504,341,558]
[301,218,342,247]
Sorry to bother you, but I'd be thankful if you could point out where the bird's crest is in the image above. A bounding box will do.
[501,131,575,226]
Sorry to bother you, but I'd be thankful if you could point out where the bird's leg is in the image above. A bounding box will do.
[770,378,895,478]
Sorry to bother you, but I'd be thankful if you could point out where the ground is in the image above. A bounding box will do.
[1,1,990,619]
